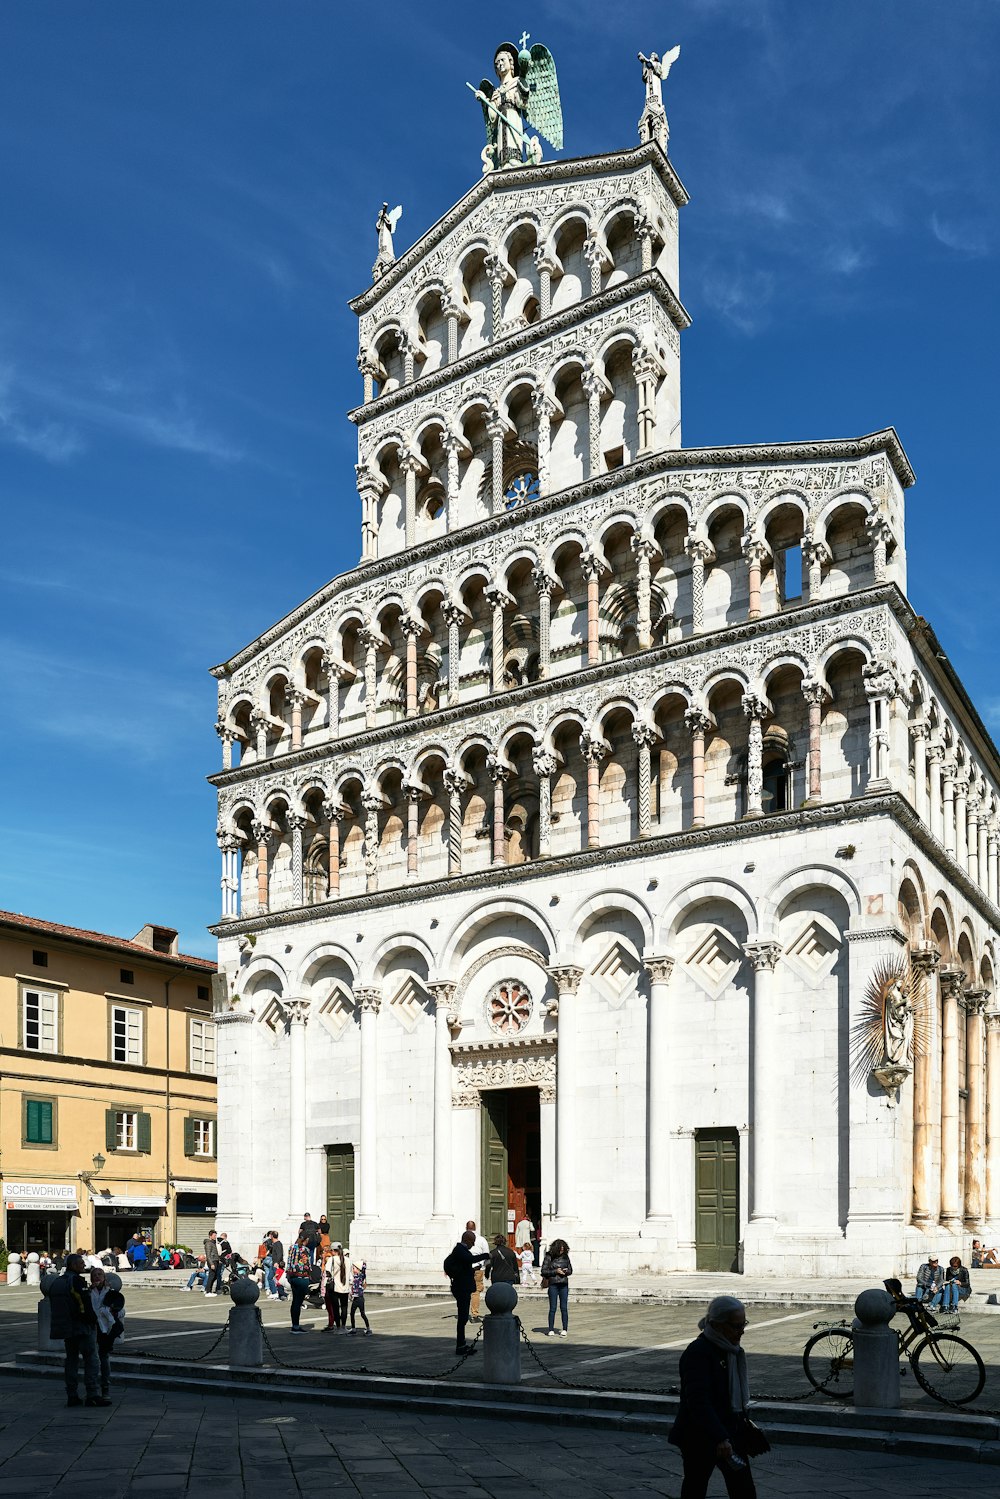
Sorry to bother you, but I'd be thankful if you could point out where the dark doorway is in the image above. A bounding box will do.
[480,1088,541,1242]
[326,1144,355,1247]
[695,1128,740,1272]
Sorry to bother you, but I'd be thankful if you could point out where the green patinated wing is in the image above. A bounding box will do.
[478,78,498,146]
[525,44,563,151]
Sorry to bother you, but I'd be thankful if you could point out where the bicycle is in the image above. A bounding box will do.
[802,1278,985,1405]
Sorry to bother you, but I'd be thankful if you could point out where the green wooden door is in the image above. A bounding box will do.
[480,1092,508,1241]
[695,1129,739,1272]
[326,1145,355,1247]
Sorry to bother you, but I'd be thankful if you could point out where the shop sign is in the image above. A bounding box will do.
[3,1181,79,1210]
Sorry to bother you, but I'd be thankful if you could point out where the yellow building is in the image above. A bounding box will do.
[0,909,218,1256]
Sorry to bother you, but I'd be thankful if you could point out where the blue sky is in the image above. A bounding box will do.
[1,1,997,958]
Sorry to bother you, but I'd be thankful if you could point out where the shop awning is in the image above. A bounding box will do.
[170,1179,218,1194]
[3,1182,79,1212]
[89,1194,167,1209]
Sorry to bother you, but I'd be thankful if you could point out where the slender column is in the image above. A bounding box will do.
[644,956,676,1223]
[532,569,554,678]
[356,988,381,1219]
[533,248,557,317]
[802,681,827,804]
[287,813,306,906]
[743,695,767,818]
[401,614,423,718]
[803,537,830,602]
[865,512,891,581]
[631,537,656,648]
[443,306,461,364]
[988,825,999,906]
[532,748,556,857]
[978,812,989,894]
[360,626,380,729]
[582,552,603,665]
[583,234,605,295]
[398,330,416,384]
[287,688,305,751]
[940,968,965,1230]
[251,820,272,912]
[632,722,657,838]
[357,352,378,405]
[487,757,510,867]
[441,602,464,706]
[486,413,507,513]
[323,657,342,740]
[547,964,583,1222]
[865,695,890,789]
[216,722,237,771]
[250,708,269,762]
[322,800,345,899]
[684,537,713,635]
[485,585,511,693]
[954,776,968,867]
[355,464,384,562]
[428,983,457,1218]
[986,1008,1000,1222]
[581,366,605,479]
[286,998,310,1217]
[742,536,767,620]
[745,941,783,1222]
[361,790,382,894]
[685,708,710,828]
[910,946,941,1225]
[399,450,424,549]
[911,720,929,823]
[399,782,421,880]
[483,254,508,340]
[443,768,469,876]
[942,762,957,856]
[964,990,988,1226]
[217,832,239,919]
[441,429,464,524]
[632,349,658,454]
[580,733,609,849]
[636,215,655,273]
[967,796,980,884]
[532,391,556,497]
[928,742,944,841]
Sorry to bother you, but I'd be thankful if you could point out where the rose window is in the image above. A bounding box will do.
[504,470,540,509]
[486,979,533,1035]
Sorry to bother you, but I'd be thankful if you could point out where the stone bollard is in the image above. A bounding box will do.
[24,1252,40,1287]
[482,1282,521,1385]
[851,1288,900,1409]
[228,1278,263,1367]
[8,1253,23,1286]
[38,1271,63,1353]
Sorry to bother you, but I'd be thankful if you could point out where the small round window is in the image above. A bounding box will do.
[486,979,533,1035]
[504,470,540,509]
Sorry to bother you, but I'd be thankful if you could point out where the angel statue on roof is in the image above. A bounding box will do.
[468,35,563,174]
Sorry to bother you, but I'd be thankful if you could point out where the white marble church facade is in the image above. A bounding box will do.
[209,104,1000,1276]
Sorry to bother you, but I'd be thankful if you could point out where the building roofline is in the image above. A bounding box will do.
[0,909,216,973]
[348,142,689,316]
[208,426,914,676]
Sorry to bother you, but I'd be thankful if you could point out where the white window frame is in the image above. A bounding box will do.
[22,987,59,1054]
[115,1110,138,1151]
[192,1118,216,1157]
[189,1017,217,1075]
[111,1004,144,1065]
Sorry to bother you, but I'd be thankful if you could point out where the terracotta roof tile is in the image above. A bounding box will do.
[0,908,216,970]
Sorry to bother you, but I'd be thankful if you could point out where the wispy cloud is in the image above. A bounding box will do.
[0,364,83,461]
[930,213,989,259]
[698,263,776,336]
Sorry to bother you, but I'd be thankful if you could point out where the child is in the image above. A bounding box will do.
[519,1243,537,1288]
[348,1259,371,1334]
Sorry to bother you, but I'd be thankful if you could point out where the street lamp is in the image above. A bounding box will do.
[92,1153,106,1175]
[78,1152,107,1186]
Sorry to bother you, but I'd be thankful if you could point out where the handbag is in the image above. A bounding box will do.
[540,1276,550,1289]
[739,1417,771,1458]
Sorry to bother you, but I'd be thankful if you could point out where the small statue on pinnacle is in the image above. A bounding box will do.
[372,202,403,283]
[638,45,680,153]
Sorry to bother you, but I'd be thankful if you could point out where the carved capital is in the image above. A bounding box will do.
[630,535,658,563]
[286,997,310,1026]
[440,599,468,628]
[741,534,769,565]
[684,707,712,736]
[357,987,382,1015]
[250,819,273,847]
[985,1009,1000,1034]
[644,955,675,985]
[744,941,783,973]
[801,679,830,708]
[443,767,472,797]
[741,693,768,722]
[631,721,658,750]
[322,799,349,824]
[683,535,715,565]
[400,612,426,639]
[486,754,513,785]
[216,830,239,853]
[531,566,557,596]
[547,963,584,997]
[285,812,308,834]
[962,988,988,1016]
[909,944,941,977]
[580,732,610,765]
[531,748,558,779]
[361,789,385,814]
[580,549,606,581]
[940,967,967,1003]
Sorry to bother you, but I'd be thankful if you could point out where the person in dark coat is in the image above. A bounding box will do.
[443,1231,490,1354]
[489,1233,520,1284]
[669,1295,757,1498]
[48,1253,109,1407]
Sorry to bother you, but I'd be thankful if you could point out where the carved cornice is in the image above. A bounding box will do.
[350,275,689,428]
[450,1035,555,1058]
[210,589,897,791]
[209,434,912,677]
[348,143,689,316]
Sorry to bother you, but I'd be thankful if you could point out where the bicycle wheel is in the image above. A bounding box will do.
[803,1328,855,1398]
[911,1333,985,1404]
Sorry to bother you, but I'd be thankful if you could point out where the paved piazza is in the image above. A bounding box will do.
[2,1288,999,1495]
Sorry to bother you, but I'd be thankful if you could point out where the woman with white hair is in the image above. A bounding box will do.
[668,1295,767,1497]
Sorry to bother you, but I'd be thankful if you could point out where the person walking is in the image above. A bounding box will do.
[466,1219,490,1321]
[323,1243,349,1331]
[286,1232,313,1334]
[669,1295,764,1498]
[489,1233,520,1285]
[514,1213,534,1260]
[89,1268,126,1400]
[519,1242,538,1288]
[268,1234,286,1299]
[348,1258,371,1334]
[204,1230,223,1297]
[444,1231,490,1355]
[541,1238,573,1336]
[48,1253,108,1408]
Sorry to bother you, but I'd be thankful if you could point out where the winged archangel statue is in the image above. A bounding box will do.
[372,202,403,283]
[468,35,563,174]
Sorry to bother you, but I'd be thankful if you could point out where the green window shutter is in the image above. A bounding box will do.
[28,1099,54,1144]
[183,1117,196,1157]
[106,1109,118,1152]
[137,1111,152,1153]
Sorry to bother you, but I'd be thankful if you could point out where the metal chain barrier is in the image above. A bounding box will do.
[255,1307,485,1382]
[127,1321,230,1364]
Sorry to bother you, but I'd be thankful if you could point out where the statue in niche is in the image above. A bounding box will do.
[883,975,914,1064]
[468,35,562,174]
[850,955,927,1101]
